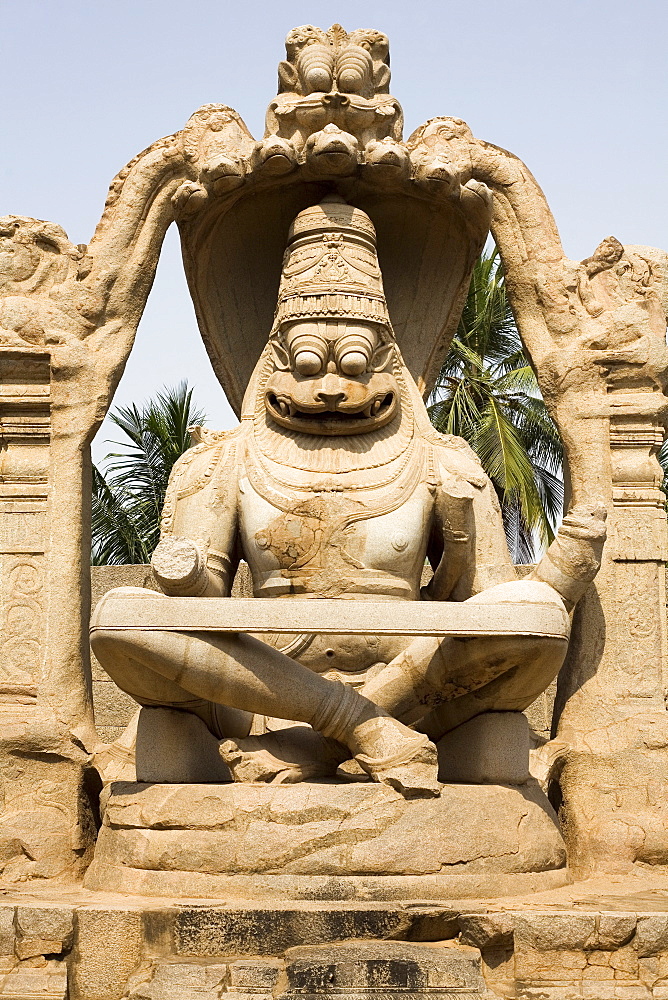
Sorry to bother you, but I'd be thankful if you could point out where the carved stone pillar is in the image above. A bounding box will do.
[554,402,668,875]
[608,412,668,699]
[0,114,192,879]
[0,346,96,880]
[0,348,51,704]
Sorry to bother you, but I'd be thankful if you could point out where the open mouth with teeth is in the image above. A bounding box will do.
[265,389,397,436]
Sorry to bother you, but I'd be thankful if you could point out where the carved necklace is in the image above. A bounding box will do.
[243,432,428,531]
[246,423,418,493]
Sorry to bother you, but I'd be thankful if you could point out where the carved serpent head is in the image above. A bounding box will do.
[0,216,80,292]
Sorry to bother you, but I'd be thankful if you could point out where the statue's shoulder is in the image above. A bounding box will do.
[167,424,245,493]
[420,427,489,490]
[185,424,247,451]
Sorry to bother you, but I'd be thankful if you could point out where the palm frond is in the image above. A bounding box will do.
[659,438,668,496]
[429,247,564,562]
[91,382,205,565]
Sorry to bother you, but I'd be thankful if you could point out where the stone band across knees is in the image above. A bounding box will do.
[90,594,571,639]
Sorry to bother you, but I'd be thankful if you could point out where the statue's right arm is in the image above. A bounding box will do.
[150,432,241,597]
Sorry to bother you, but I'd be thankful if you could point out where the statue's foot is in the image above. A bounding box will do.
[220,727,346,784]
[350,718,441,799]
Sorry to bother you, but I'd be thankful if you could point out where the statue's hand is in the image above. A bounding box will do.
[530,504,607,611]
[151,535,209,596]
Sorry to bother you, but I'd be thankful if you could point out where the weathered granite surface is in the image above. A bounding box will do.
[1,17,668,1000]
[84,778,566,898]
[0,878,668,999]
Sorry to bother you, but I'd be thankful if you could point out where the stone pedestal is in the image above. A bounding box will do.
[135,706,232,783]
[84,779,567,901]
[4,877,668,999]
[437,711,531,784]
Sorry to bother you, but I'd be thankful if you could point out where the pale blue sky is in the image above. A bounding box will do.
[2,0,666,462]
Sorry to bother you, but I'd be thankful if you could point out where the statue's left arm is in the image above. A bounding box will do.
[528,504,606,612]
[409,118,667,618]
[425,441,516,602]
[426,440,606,611]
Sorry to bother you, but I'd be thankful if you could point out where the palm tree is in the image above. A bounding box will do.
[91,382,206,565]
[428,249,563,563]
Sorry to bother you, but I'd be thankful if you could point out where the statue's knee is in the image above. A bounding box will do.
[468,579,565,609]
[90,627,147,677]
[537,634,569,673]
[90,628,130,675]
[90,627,155,700]
[91,586,162,631]
[90,627,115,659]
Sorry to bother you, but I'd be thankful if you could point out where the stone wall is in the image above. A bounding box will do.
[90,566,156,742]
[1,890,668,1000]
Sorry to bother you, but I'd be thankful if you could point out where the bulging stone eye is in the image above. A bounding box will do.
[334,328,374,376]
[336,46,373,94]
[339,350,368,376]
[297,43,335,94]
[295,349,323,376]
[288,328,328,375]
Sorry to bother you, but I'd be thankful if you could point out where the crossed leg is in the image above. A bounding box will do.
[215,580,568,778]
[91,589,440,796]
[92,581,567,793]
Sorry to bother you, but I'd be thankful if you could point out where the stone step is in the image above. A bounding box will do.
[1,890,667,998]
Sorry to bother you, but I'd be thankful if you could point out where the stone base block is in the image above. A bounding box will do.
[437,711,531,784]
[85,778,567,900]
[277,941,484,999]
[135,706,232,783]
[0,706,97,882]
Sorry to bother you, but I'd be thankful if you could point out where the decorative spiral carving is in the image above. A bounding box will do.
[336,45,374,95]
[297,43,335,94]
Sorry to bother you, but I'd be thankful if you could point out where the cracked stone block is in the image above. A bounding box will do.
[0,908,15,957]
[15,905,74,958]
[279,941,485,996]
[126,960,229,999]
[513,911,598,951]
[227,958,284,998]
[635,916,668,957]
[0,962,67,999]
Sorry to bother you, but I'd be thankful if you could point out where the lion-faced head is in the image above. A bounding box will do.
[264,316,399,436]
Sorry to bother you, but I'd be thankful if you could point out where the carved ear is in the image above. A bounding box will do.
[370,337,395,371]
[278,60,299,93]
[269,334,291,371]
[373,63,391,93]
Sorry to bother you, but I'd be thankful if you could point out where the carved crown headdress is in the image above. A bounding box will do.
[272,196,392,333]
